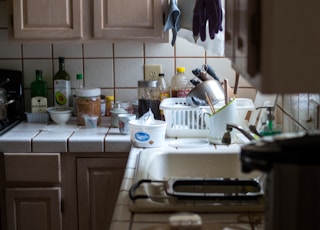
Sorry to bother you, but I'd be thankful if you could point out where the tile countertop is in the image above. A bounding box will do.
[0,117,132,153]
[0,117,265,229]
[111,140,265,230]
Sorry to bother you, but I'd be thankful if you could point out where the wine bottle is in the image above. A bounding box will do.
[31,69,47,113]
[54,57,71,107]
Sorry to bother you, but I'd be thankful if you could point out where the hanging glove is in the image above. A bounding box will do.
[193,0,223,42]
[192,0,207,42]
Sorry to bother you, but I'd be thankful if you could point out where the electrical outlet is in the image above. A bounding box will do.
[144,64,162,80]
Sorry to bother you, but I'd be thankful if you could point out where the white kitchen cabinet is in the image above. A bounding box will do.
[77,157,127,230]
[2,153,62,230]
[225,0,320,93]
[9,0,168,42]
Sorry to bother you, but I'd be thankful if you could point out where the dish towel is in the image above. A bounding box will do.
[164,0,181,46]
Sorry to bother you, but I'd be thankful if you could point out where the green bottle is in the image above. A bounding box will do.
[31,70,48,113]
[54,57,71,107]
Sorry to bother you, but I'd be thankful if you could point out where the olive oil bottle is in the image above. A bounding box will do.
[31,70,47,113]
[54,57,71,107]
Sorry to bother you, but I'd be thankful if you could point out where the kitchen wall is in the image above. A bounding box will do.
[0,1,319,133]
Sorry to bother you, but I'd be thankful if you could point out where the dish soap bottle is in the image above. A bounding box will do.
[258,106,282,136]
[170,67,192,98]
[31,70,47,113]
[54,57,71,107]
[158,73,169,120]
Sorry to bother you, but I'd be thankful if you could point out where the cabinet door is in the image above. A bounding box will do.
[6,188,62,230]
[11,0,82,39]
[77,158,127,230]
[224,0,235,60]
[93,0,166,41]
[233,0,260,77]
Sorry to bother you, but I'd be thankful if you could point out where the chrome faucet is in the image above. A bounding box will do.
[221,123,256,144]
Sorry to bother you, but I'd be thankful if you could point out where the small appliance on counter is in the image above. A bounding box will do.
[240,132,320,230]
[0,69,24,135]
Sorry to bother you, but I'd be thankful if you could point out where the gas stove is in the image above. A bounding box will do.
[0,117,21,135]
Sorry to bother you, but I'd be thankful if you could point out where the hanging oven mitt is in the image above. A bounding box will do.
[164,0,181,46]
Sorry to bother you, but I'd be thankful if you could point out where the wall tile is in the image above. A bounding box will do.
[145,42,174,57]
[0,60,22,71]
[175,37,205,57]
[52,44,83,58]
[114,42,143,57]
[22,44,52,58]
[84,59,113,88]
[0,43,21,58]
[115,89,137,102]
[114,58,144,87]
[83,43,113,58]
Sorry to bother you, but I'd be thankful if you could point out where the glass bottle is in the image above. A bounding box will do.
[158,73,169,120]
[31,69,47,113]
[54,57,71,107]
[170,67,192,98]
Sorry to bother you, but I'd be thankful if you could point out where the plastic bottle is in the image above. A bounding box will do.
[54,57,71,107]
[31,69,47,113]
[170,67,192,97]
[158,73,169,120]
[105,95,114,117]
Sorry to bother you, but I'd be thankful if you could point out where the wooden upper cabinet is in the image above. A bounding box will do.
[12,0,82,39]
[93,0,166,41]
[9,0,167,42]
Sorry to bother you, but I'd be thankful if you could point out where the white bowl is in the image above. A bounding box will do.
[47,107,73,125]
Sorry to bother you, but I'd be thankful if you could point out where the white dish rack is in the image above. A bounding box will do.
[159,98,255,138]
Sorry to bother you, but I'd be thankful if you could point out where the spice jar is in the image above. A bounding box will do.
[76,88,101,126]
[138,80,161,120]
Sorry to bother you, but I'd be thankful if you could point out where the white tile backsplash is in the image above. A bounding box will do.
[84,59,113,88]
[53,44,83,58]
[22,44,52,58]
[114,42,143,57]
[83,43,113,58]
[114,58,144,87]
[0,13,319,131]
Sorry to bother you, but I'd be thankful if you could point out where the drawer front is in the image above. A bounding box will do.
[4,153,61,183]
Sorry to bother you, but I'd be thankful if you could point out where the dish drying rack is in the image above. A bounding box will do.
[160,98,212,138]
[160,98,255,138]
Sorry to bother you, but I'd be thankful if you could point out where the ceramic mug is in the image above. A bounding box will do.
[118,113,136,135]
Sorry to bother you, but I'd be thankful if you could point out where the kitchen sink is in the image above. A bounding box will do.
[129,145,265,213]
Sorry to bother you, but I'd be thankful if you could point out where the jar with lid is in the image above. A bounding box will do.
[114,101,133,114]
[76,88,101,126]
[138,80,161,120]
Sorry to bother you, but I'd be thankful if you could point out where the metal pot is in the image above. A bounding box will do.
[186,80,225,106]
[0,99,15,120]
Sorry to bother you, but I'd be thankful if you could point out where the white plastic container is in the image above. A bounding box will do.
[129,119,166,148]
[160,98,254,138]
